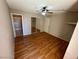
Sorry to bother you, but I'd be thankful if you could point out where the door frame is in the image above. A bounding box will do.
[10,13,23,37]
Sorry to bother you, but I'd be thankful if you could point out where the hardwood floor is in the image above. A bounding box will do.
[15,32,68,59]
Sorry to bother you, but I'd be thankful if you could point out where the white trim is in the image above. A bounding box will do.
[10,13,23,16]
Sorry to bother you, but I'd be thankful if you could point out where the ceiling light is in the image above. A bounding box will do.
[42,9,47,16]
[42,12,46,15]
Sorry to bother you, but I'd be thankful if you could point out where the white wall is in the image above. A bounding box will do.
[63,24,78,59]
[10,9,44,35]
[36,14,44,32]
[44,12,77,41]
[22,14,31,35]
[0,0,14,59]
[43,17,50,32]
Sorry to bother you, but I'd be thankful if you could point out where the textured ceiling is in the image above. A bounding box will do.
[6,0,77,13]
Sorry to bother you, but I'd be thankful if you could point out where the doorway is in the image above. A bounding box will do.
[31,17,40,34]
[12,14,23,37]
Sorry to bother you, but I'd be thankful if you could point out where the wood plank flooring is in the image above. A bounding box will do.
[15,32,68,59]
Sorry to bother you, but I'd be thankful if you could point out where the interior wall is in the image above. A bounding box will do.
[64,24,78,59]
[0,0,14,59]
[44,12,77,41]
[9,9,44,35]
[36,15,45,32]
[43,17,50,33]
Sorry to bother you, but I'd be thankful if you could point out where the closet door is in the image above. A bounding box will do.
[13,15,23,37]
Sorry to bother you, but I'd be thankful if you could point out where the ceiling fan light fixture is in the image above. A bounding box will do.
[41,9,47,15]
[42,12,46,16]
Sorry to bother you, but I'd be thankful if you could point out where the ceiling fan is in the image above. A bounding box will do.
[40,6,53,16]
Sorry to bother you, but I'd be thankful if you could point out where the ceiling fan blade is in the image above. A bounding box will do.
[48,10,53,12]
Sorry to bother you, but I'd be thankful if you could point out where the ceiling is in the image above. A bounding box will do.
[6,0,78,13]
